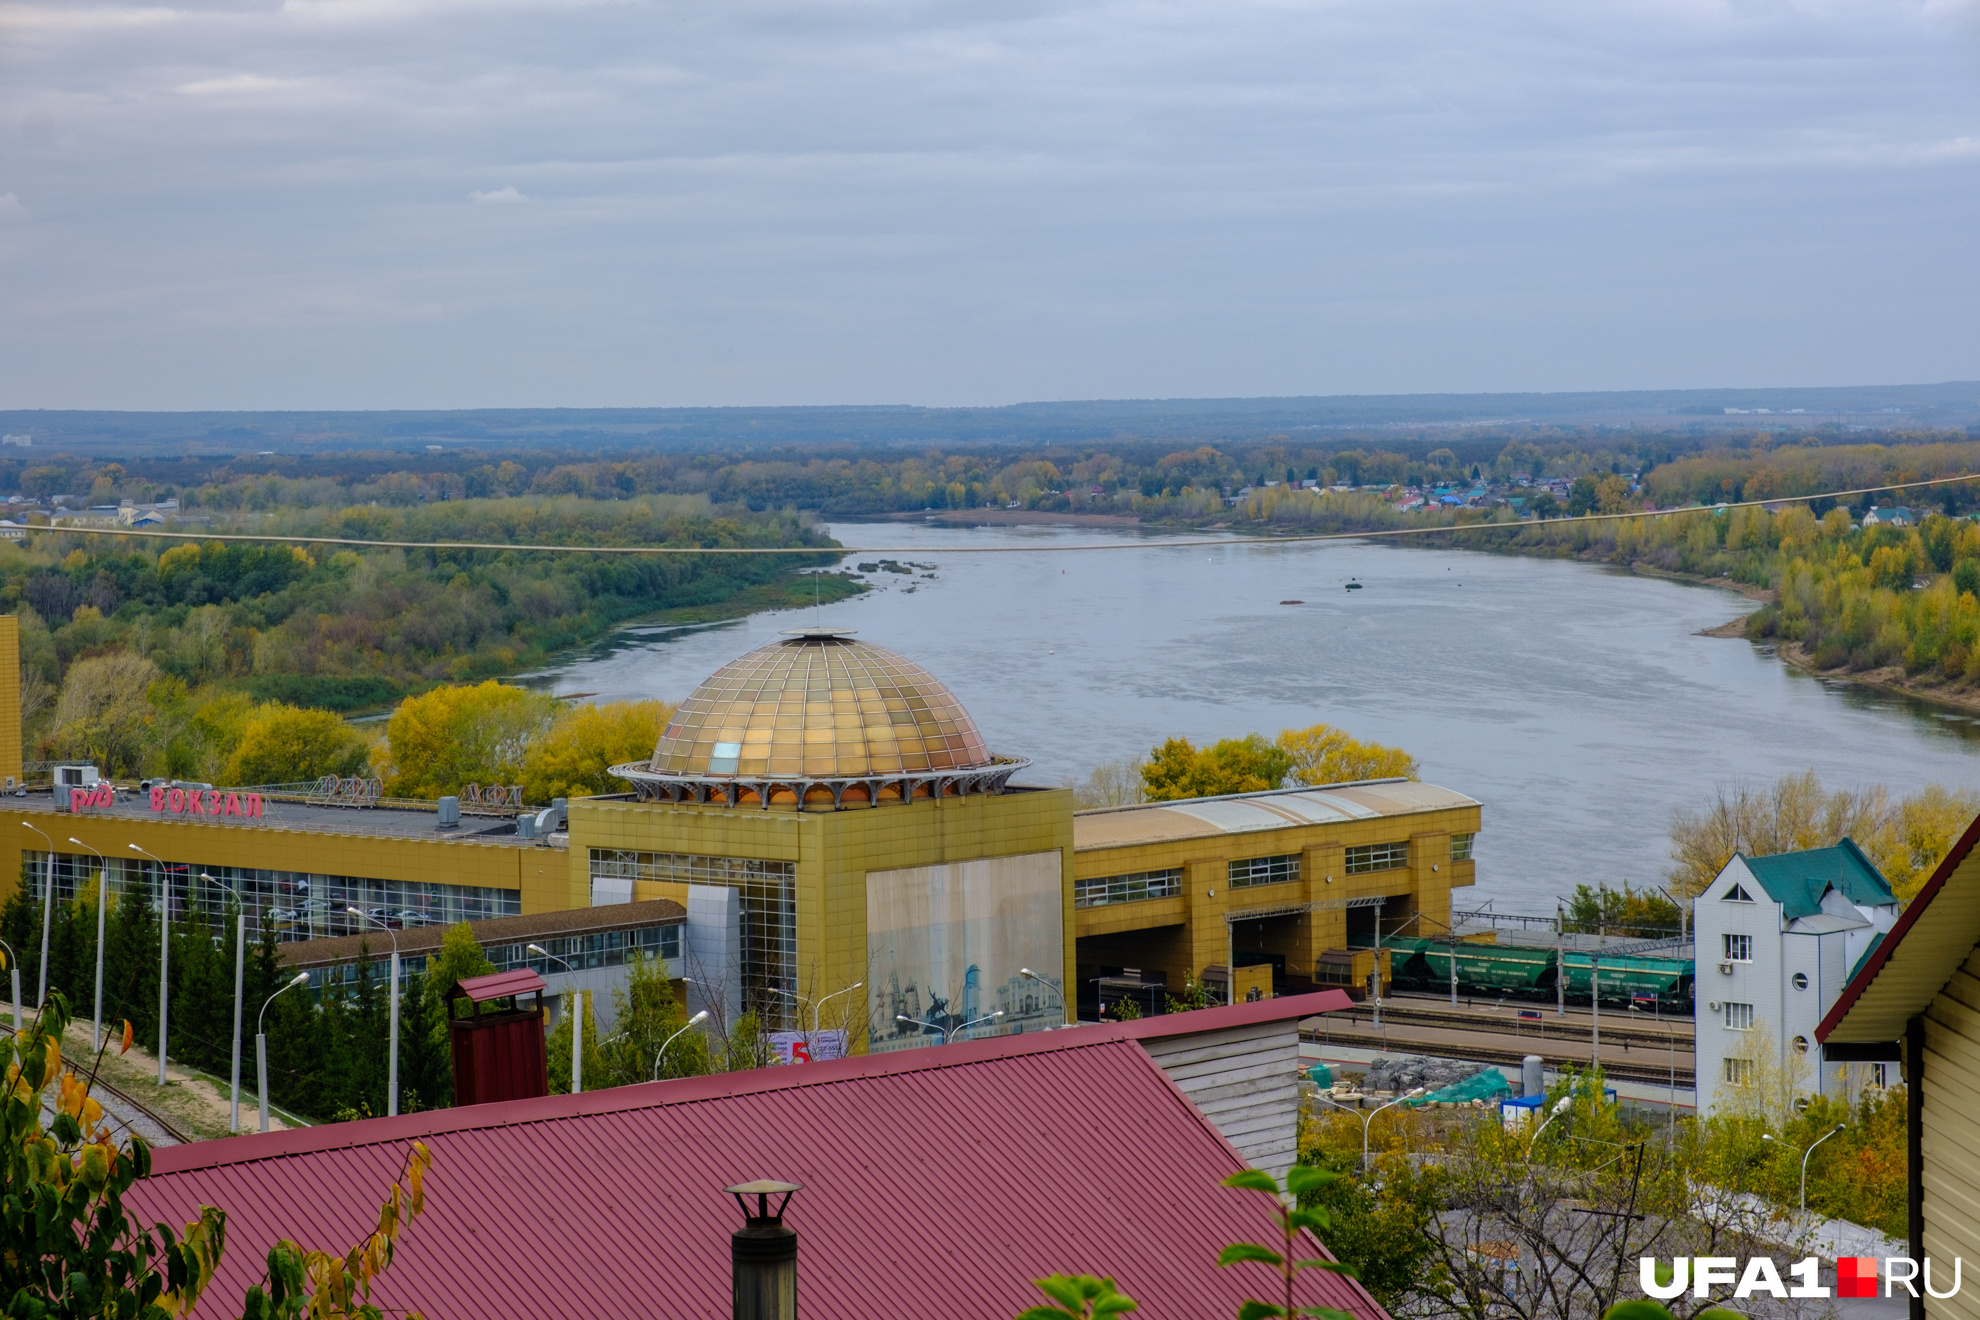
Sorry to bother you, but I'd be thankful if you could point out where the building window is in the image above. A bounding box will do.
[25,851,523,944]
[1791,972,1808,990]
[1723,1057,1753,1085]
[1792,1035,1810,1054]
[589,849,797,1025]
[1723,934,1753,963]
[1344,842,1408,875]
[1229,855,1301,889]
[1871,1063,1890,1088]
[1075,869,1183,909]
[1724,883,1756,903]
[1450,833,1475,863]
[1723,1002,1754,1030]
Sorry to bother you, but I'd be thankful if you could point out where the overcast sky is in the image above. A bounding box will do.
[2,0,1977,409]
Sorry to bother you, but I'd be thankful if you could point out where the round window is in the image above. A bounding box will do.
[1794,1096,1811,1114]
[1793,1035,1810,1054]
[1792,973,1809,990]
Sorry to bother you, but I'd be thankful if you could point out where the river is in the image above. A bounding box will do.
[524,522,1980,915]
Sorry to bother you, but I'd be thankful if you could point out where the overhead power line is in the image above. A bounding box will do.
[23,472,1980,557]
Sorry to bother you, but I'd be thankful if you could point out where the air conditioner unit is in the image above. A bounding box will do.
[54,764,99,789]
[1719,960,1734,975]
[1707,1001,1721,1013]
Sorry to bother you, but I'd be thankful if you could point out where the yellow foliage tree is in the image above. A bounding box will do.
[381,681,558,799]
[1667,769,1979,902]
[1274,723,1419,786]
[520,699,675,803]
[223,703,369,786]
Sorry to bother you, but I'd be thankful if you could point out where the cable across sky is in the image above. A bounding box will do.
[24,472,1980,557]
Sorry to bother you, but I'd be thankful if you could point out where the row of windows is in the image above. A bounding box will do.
[1344,842,1409,875]
[1082,833,1469,897]
[21,852,520,942]
[1074,869,1182,909]
[1229,854,1300,889]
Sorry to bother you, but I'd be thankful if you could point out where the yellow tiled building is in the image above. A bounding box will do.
[0,623,1480,1048]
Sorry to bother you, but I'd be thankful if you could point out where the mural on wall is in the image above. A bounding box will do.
[866,850,1064,1052]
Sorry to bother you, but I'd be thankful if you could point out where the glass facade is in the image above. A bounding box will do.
[1229,854,1300,889]
[589,848,796,1025]
[1074,868,1182,909]
[652,635,992,779]
[21,852,519,942]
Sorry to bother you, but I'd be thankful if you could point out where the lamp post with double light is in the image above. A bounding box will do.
[192,872,248,1133]
[528,943,583,1094]
[68,837,107,1050]
[127,844,175,1085]
[347,907,402,1117]
[1313,1086,1427,1172]
[20,821,53,1009]
[256,971,309,1133]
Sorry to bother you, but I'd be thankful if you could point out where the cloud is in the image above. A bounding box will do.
[2,0,1979,407]
[0,194,28,225]
[175,74,299,97]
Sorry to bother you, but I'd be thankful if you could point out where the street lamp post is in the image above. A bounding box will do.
[128,845,174,1085]
[653,1010,711,1080]
[528,944,583,1094]
[68,838,107,1050]
[1798,1123,1847,1215]
[256,972,309,1134]
[765,981,864,1057]
[0,938,18,1036]
[347,908,401,1117]
[20,822,53,1010]
[1019,967,1066,1024]
[202,875,250,1133]
[895,1009,1003,1044]
[1313,1087,1427,1172]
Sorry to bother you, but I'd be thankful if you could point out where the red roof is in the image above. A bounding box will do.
[451,969,545,1003]
[130,1010,1380,1320]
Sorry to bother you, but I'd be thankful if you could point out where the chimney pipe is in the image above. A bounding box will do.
[726,1180,801,1320]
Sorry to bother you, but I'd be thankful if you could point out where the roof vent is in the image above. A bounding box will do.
[727,1180,801,1320]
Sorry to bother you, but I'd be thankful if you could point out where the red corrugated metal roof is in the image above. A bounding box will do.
[451,968,545,1002]
[131,1011,1382,1320]
[1113,988,1354,1039]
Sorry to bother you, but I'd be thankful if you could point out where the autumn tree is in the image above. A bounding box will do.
[520,698,674,803]
[1141,735,1291,801]
[1668,769,1979,900]
[1275,724,1418,786]
[381,681,558,798]
[47,651,163,776]
[224,703,369,785]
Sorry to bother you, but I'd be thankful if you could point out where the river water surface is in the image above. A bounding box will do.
[527,522,1980,914]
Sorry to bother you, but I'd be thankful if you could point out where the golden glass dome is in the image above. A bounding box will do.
[647,632,995,781]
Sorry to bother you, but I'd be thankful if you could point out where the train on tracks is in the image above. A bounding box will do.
[1368,935,1694,1010]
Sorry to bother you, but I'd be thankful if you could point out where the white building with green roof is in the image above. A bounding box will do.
[1694,838,1898,1115]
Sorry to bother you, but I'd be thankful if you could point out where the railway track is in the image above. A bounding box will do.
[1334,993,1693,1051]
[1303,993,1695,1089]
[89,1073,195,1147]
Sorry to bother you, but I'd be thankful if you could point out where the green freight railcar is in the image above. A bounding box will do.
[1371,936,1693,1007]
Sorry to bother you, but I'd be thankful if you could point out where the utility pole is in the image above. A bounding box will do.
[1555,905,1566,1018]
[1591,919,1602,1070]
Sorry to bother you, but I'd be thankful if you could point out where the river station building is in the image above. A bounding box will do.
[0,622,1482,1043]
